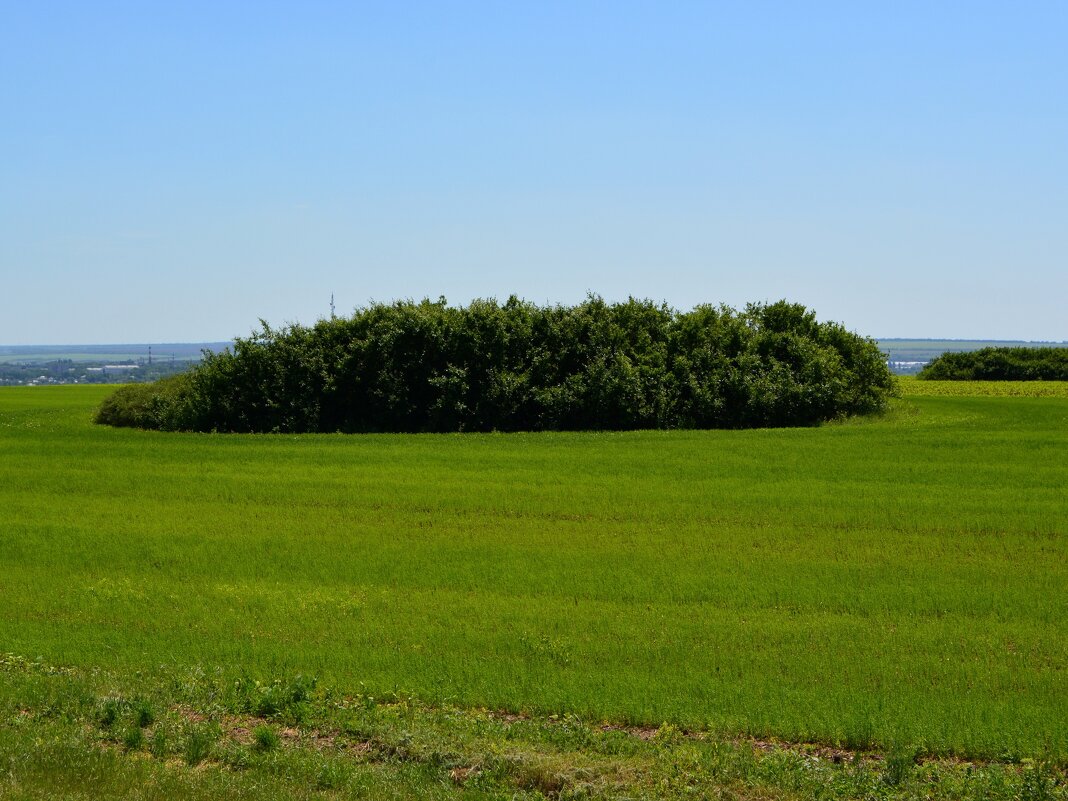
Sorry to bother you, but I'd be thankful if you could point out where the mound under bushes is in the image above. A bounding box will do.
[918,346,1068,381]
[96,297,895,433]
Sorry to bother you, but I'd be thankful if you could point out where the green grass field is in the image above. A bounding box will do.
[2,384,1067,798]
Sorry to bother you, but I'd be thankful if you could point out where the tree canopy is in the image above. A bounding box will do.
[918,346,1068,381]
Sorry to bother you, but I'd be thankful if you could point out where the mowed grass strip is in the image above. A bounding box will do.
[1,385,1066,761]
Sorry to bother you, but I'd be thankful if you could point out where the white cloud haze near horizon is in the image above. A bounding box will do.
[2,2,1066,345]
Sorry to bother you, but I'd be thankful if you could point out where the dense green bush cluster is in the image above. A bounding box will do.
[95,297,895,432]
[93,374,190,430]
[918,346,1068,381]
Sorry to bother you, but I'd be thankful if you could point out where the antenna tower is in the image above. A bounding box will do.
[330,293,336,320]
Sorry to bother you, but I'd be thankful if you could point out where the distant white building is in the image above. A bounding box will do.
[86,365,139,373]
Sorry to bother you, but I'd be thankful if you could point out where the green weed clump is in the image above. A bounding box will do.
[882,743,921,787]
[251,725,280,753]
[149,728,168,759]
[233,675,316,722]
[133,698,155,727]
[97,698,122,729]
[183,724,217,766]
[121,725,144,751]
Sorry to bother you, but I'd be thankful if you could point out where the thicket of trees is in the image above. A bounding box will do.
[96,297,895,433]
[918,346,1068,381]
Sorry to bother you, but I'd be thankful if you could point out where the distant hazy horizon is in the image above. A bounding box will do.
[3,3,1066,344]
[3,336,1066,354]
[6,328,1068,349]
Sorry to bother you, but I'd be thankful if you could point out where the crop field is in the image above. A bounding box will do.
[899,377,1068,397]
[2,383,1067,798]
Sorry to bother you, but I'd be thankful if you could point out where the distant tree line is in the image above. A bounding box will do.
[918,347,1068,381]
[95,296,896,433]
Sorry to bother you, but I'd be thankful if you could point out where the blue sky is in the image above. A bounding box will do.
[2,1,1066,344]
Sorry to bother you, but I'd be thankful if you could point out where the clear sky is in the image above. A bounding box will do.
[2,1,1066,345]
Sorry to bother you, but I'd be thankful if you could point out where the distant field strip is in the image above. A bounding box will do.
[1,386,1066,762]
[898,377,1068,396]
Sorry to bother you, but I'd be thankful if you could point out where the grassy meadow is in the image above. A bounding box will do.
[2,382,1067,797]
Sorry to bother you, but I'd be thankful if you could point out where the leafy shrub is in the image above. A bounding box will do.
[232,674,317,721]
[918,347,1068,381]
[96,297,895,433]
[93,373,193,430]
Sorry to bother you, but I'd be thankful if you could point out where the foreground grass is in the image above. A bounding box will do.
[2,654,1065,800]
[1,385,1066,782]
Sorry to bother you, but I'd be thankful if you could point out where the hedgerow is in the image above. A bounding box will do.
[95,296,895,432]
[918,346,1068,381]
